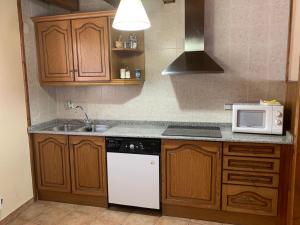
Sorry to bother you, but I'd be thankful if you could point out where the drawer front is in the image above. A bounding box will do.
[223,156,280,173]
[222,185,278,216]
[223,171,279,188]
[224,143,280,158]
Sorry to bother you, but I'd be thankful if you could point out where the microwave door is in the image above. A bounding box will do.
[232,107,272,134]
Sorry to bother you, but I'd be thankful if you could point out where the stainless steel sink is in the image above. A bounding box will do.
[46,124,83,132]
[74,124,110,133]
[44,124,110,133]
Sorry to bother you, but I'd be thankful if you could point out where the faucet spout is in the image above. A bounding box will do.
[75,105,90,122]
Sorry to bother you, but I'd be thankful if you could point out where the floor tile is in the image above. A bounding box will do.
[189,219,222,225]
[7,219,36,225]
[31,205,70,225]
[56,211,95,225]
[73,204,107,216]
[7,201,237,225]
[123,213,159,225]
[156,216,190,225]
[18,202,50,221]
[90,210,130,225]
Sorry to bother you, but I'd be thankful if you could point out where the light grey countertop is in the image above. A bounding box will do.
[28,119,293,145]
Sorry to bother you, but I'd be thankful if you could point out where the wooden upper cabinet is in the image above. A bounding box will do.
[33,134,71,192]
[69,136,107,197]
[72,17,110,82]
[33,11,146,85]
[36,20,74,82]
[162,140,222,210]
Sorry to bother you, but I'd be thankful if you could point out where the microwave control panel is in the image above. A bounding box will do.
[272,105,284,134]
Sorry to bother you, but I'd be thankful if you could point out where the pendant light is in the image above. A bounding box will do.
[112,0,151,31]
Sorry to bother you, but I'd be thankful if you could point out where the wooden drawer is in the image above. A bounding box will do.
[222,185,278,216]
[223,171,279,188]
[224,143,280,158]
[223,156,280,173]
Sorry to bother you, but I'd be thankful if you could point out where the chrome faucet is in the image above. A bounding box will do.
[66,101,92,129]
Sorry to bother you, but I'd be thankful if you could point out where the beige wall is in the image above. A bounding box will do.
[55,0,290,123]
[0,0,33,220]
[22,0,68,124]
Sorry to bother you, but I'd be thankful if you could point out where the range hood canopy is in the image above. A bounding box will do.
[162,0,224,75]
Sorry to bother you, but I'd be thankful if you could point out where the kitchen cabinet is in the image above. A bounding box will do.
[33,134,107,206]
[162,140,222,210]
[32,11,145,85]
[36,20,74,82]
[69,136,107,197]
[71,17,110,82]
[33,134,71,192]
[222,143,280,217]
[222,185,278,216]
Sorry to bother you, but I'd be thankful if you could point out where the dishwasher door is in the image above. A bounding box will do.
[107,152,160,209]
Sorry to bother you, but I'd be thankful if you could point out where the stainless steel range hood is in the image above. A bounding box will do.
[162,0,224,76]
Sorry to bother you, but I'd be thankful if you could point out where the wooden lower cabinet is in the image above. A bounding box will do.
[33,134,71,192]
[162,140,222,210]
[222,185,278,216]
[69,136,107,196]
[33,134,107,207]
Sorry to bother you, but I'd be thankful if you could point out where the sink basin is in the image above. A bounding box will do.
[46,124,83,132]
[44,124,110,133]
[74,124,110,133]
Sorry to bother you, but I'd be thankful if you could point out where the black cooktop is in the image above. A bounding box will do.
[162,125,222,138]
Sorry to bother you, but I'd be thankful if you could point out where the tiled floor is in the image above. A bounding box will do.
[7,201,233,225]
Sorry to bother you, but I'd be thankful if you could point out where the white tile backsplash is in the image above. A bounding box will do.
[23,0,290,124]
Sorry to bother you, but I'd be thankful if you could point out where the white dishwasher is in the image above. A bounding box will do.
[106,138,161,210]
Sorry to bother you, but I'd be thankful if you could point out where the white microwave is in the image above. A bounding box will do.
[232,104,284,135]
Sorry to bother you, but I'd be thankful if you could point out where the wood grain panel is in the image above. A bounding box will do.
[223,171,279,188]
[33,134,71,192]
[224,143,281,158]
[72,17,110,81]
[69,136,107,197]
[223,156,280,173]
[222,185,278,216]
[36,20,74,82]
[162,140,222,210]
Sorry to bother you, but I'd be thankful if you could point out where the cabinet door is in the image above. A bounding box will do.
[33,134,71,192]
[72,17,110,82]
[222,185,278,216]
[162,140,222,210]
[36,20,74,82]
[69,136,107,196]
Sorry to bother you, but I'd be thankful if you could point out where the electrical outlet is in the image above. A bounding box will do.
[64,100,74,110]
[224,104,233,111]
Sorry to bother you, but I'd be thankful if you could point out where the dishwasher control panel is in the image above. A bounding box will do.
[106,137,161,155]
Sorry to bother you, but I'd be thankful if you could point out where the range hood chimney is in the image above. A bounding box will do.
[162,0,224,75]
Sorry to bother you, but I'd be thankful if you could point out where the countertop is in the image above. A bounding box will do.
[28,119,293,145]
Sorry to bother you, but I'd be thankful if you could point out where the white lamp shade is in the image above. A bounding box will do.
[112,0,151,31]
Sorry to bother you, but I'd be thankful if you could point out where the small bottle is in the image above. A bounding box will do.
[135,69,141,80]
[120,64,126,79]
[125,66,131,79]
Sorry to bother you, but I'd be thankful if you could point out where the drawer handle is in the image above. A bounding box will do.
[229,147,274,155]
[228,174,273,184]
[228,160,274,170]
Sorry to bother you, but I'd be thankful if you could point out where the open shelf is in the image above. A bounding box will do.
[111,78,145,85]
[109,17,145,83]
[112,48,143,53]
